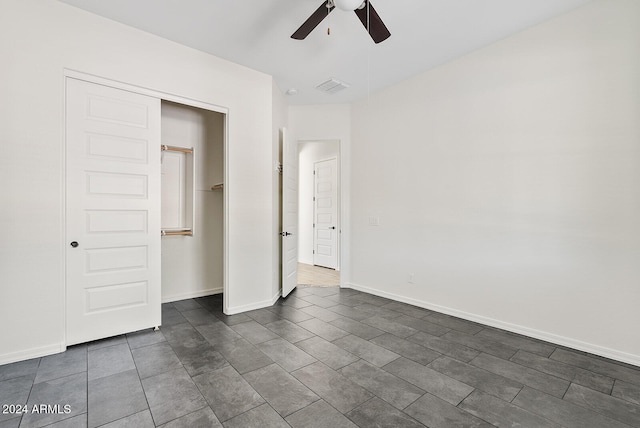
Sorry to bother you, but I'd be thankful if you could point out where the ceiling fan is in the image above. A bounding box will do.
[291,0,391,44]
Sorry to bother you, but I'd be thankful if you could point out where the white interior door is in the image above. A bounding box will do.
[313,158,338,269]
[66,78,161,345]
[282,128,298,297]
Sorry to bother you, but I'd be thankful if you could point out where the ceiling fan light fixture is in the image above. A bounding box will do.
[333,0,364,12]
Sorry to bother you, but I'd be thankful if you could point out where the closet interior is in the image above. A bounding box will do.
[160,100,225,302]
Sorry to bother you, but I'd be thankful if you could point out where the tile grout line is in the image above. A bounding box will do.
[128,334,157,427]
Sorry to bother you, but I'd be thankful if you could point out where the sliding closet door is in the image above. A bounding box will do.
[65,78,161,345]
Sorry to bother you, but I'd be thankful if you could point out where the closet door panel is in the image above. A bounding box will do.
[66,78,161,345]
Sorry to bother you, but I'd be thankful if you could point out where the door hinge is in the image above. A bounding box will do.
[313,223,315,228]
[313,197,316,202]
[313,250,315,254]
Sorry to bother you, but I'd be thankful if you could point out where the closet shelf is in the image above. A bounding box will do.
[161,229,193,236]
[161,144,193,154]
[211,183,224,191]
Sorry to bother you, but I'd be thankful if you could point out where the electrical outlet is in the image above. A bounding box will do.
[408,273,415,284]
[369,216,380,226]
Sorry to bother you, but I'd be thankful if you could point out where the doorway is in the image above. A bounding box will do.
[297,141,341,287]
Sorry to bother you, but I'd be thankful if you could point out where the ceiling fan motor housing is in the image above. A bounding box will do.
[292,0,390,44]
[333,0,365,11]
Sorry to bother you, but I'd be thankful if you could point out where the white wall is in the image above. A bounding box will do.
[350,0,640,365]
[0,0,274,364]
[161,102,224,302]
[288,105,352,284]
[298,141,340,265]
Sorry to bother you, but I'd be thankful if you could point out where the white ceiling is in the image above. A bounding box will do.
[58,0,592,105]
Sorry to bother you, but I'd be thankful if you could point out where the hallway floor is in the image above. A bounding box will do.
[1,286,639,427]
[297,263,340,287]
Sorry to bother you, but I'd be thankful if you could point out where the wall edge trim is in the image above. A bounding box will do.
[225,291,282,315]
[342,282,640,367]
[0,343,66,366]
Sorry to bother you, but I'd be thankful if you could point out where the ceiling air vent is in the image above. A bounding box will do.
[316,78,350,94]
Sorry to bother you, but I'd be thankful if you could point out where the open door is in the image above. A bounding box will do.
[281,128,298,297]
[66,78,161,345]
[313,157,339,269]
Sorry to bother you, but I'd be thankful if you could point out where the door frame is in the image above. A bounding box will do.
[297,140,344,282]
[62,69,231,345]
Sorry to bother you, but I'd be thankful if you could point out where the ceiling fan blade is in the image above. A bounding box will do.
[291,1,335,40]
[354,0,391,44]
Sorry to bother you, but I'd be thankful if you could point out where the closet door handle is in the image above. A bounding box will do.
[329,226,336,229]
[70,241,79,248]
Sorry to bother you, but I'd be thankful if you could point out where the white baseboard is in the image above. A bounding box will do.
[344,282,640,367]
[225,290,282,315]
[0,343,66,366]
[162,287,223,304]
[272,290,282,305]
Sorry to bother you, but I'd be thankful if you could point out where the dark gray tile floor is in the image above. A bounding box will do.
[1,286,640,427]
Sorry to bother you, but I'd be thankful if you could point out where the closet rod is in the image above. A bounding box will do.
[161,145,193,154]
[161,230,193,236]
